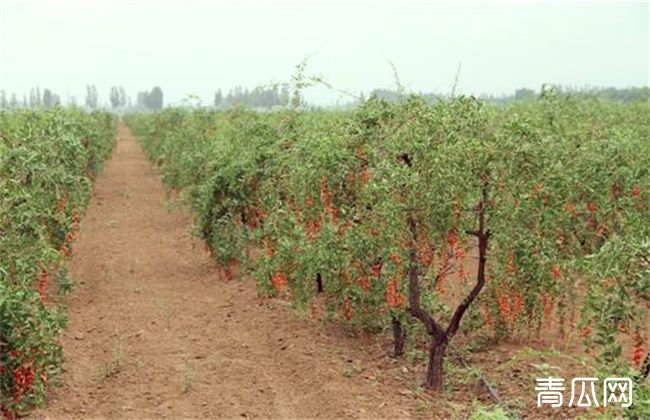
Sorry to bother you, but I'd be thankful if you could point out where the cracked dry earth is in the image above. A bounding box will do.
[35,124,414,419]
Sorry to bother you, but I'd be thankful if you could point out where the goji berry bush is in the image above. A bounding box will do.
[0,108,116,417]
[128,89,648,414]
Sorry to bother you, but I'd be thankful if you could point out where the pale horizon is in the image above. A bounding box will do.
[1,0,648,106]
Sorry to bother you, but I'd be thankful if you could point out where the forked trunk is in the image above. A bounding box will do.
[401,159,490,393]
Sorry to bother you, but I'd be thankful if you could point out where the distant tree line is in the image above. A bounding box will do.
[0,85,164,111]
[481,86,649,104]
[213,84,290,109]
[363,86,649,106]
[0,87,62,108]
[85,85,99,109]
[0,85,646,110]
[109,86,127,108]
[580,86,650,102]
[136,87,163,110]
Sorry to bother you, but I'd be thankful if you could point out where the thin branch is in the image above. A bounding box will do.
[446,176,490,339]
[450,62,462,98]
[451,348,503,404]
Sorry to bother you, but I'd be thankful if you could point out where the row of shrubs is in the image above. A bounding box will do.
[127,92,648,416]
[0,108,116,417]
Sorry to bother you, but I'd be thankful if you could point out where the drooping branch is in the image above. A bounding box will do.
[432,250,457,290]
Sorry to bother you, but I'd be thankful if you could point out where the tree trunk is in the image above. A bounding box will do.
[316,272,323,293]
[391,317,405,357]
[424,338,447,391]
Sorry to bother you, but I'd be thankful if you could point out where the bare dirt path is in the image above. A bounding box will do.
[37,124,414,419]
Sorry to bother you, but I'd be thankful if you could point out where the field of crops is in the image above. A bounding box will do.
[0,109,116,416]
[126,89,649,417]
[0,91,647,418]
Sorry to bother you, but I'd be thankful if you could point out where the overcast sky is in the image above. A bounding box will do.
[0,0,648,106]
